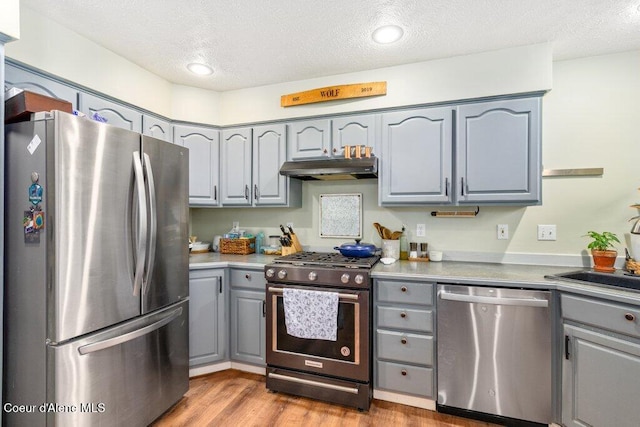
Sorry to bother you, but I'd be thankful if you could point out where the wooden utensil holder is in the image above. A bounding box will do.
[281,246,299,256]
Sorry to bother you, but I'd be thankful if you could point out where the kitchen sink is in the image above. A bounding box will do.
[547,270,640,291]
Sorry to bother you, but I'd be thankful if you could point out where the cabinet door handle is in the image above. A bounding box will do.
[218,277,222,294]
[461,177,465,196]
[400,312,407,318]
[254,184,259,200]
[245,273,251,280]
[401,369,407,376]
[214,185,218,201]
[445,177,449,197]
[401,337,407,345]
[625,313,636,321]
[262,300,266,317]
[244,185,249,200]
[400,286,407,292]
[565,335,570,360]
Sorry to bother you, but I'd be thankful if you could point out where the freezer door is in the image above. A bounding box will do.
[46,300,188,427]
[141,135,189,313]
[52,112,143,342]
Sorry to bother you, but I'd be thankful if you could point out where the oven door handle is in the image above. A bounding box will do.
[268,286,359,301]
[268,372,359,395]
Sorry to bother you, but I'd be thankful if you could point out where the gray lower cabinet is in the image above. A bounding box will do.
[374,278,435,398]
[174,124,220,206]
[379,107,453,205]
[5,62,79,109]
[561,294,640,427]
[230,268,266,366]
[78,92,143,132]
[456,97,541,205]
[189,269,227,367]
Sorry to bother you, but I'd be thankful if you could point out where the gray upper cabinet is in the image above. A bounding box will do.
[174,124,220,206]
[287,119,331,160]
[288,115,378,160]
[78,92,142,133]
[380,107,453,205]
[252,123,288,206]
[331,114,379,158]
[221,127,253,206]
[456,97,541,205]
[143,115,173,143]
[5,62,78,109]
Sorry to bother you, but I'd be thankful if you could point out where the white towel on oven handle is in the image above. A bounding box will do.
[283,288,339,341]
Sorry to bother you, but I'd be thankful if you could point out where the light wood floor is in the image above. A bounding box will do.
[152,370,500,426]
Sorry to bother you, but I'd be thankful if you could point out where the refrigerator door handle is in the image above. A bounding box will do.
[132,152,148,297]
[142,153,157,295]
[439,291,549,308]
[78,307,183,355]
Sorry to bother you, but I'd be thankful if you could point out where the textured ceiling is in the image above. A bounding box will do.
[20,0,640,92]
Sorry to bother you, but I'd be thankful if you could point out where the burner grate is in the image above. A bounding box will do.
[274,251,379,269]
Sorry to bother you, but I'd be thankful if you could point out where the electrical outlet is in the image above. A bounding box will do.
[538,225,557,241]
[416,224,426,237]
[497,224,509,240]
[232,221,239,230]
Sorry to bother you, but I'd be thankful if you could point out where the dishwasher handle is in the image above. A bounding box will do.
[439,291,548,308]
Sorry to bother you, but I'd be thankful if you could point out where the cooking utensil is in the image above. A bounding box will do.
[334,239,379,257]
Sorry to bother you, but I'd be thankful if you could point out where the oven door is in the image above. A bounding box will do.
[266,284,370,382]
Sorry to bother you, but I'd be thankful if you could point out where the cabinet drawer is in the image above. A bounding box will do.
[561,294,640,339]
[375,280,433,305]
[376,360,433,397]
[230,268,266,290]
[376,330,433,365]
[376,306,433,333]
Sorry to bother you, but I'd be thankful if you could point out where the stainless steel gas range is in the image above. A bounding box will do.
[264,252,379,411]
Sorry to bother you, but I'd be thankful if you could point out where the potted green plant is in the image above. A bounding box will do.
[585,231,620,273]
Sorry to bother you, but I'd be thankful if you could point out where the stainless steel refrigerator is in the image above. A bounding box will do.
[3,111,189,426]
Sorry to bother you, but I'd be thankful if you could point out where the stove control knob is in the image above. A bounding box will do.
[341,273,350,284]
[308,271,318,281]
[354,274,364,285]
[277,270,287,280]
[265,268,275,278]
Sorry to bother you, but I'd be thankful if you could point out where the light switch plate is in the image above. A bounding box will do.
[538,225,557,241]
[497,224,508,240]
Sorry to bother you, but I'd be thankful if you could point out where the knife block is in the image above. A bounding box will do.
[281,245,299,256]
[289,233,303,252]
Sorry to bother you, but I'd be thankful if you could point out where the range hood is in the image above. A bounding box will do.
[279,157,378,181]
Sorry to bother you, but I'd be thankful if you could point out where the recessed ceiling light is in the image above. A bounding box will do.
[372,25,404,44]
[187,63,213,76]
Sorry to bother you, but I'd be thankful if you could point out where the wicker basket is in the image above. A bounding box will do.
[220,237,256,255]
[625,259,640,275]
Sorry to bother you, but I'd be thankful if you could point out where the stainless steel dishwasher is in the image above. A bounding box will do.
[437,284,552,426]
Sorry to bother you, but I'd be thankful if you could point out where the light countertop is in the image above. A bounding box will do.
[189,253,640,305]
